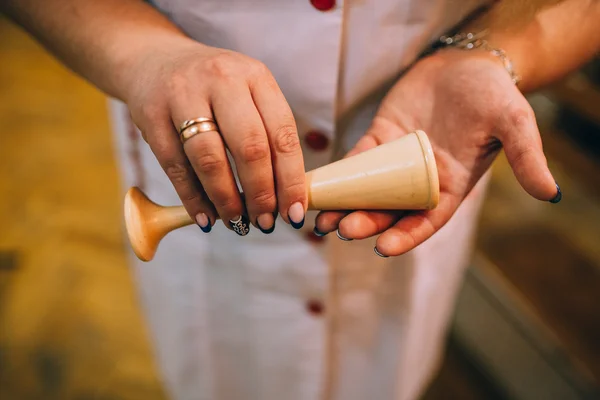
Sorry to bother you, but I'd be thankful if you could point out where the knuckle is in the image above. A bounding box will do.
[272,124,300,155]
[507,104,535,128]
[511,146,535,166]
[167,72,188,94]
[212,194,239,215]
[278,180,306,210]
[238,134,270,163]
[190,152,227,175]
[250,188,276,208]
[247,59,270,79]
[282,180,306,198]
[182,192,202,203]
[400,230,417,252]
[203,52,238,81]
[163,161,190,184]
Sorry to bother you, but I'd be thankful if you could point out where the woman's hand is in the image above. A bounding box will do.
[125,40,307,235]
[315,49,561,256]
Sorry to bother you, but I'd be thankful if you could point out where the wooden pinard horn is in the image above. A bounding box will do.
[124,130,439,261]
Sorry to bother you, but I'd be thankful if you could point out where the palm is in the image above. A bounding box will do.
[315,49,558,256]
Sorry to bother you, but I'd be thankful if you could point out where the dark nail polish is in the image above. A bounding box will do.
[313,226,328,237]
[230,215,250,236]
[336,230,352,241]
[258,220,276,234]
[195,213,211,233]
[374,247,389,258]
[289,215,305,230]
[549,183,562,204]
[199,224,212,233]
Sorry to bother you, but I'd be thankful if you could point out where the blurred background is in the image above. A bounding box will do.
[1,14,599,400]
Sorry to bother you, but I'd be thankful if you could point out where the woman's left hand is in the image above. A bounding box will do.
[314,48,561,257]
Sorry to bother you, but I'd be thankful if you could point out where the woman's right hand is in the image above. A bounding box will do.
[124,39,307,235]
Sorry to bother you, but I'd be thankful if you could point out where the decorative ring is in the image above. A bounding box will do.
[179,117,219,143]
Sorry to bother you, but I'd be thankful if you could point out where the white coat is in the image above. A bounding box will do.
[108,1,492,399]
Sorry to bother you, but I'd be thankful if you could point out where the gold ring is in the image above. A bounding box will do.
[179,117,219,143]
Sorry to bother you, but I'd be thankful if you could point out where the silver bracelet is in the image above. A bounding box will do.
[439,30,521,86]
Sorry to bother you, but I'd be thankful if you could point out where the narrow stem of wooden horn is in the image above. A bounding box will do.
[124,187,194,262]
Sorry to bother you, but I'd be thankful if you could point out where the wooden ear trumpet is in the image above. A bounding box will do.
[124,130,440,262]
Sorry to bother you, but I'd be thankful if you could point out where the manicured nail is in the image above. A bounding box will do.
[195,213,211,233]
[336,230,352,241]
[288,202,305,229]
[257,213,275,234]
[549,183,562,204]
[230,215,250,236]
[374,247,389,258]
[313,226,328,237]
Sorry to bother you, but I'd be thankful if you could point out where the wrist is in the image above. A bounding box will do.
[438,30,524,87]
[484,29,540,93]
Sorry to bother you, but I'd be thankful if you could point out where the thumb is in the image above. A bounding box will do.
[497,104,561,203]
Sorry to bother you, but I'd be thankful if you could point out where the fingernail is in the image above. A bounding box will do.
[313,226,328,237]
[374,247,389,258]
[336,230,352,241]
[549,183,562,204]
[257,213,275,234]
[230,215,250,236]
[288,202,305,230]
[195,213,211,233]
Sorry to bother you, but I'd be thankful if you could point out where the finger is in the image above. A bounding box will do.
[251,71,306,228]
[315,117,408,235]
[314,210,401,240]
[346,135,378,158]
[375,193,459,257]
[496,102,561,203]
[314,211,349,235]
[172,104,250,236]
[145,118,218,233]
[346,116,409,158]
[212,83,277,232]
[338,211,402,240]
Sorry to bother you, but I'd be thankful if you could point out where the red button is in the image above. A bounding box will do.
[304,131,329,151]
[310,0,336,11]
[305,230,325,244]
[306,299,325,315]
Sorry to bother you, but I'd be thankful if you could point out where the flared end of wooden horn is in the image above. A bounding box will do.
[414,130,440,210]
[306,130,440,211]
[124,187,161,262]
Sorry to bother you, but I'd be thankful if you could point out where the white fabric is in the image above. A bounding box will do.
[108,1,491,399]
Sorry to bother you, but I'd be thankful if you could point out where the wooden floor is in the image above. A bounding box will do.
[1,14,599,400]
